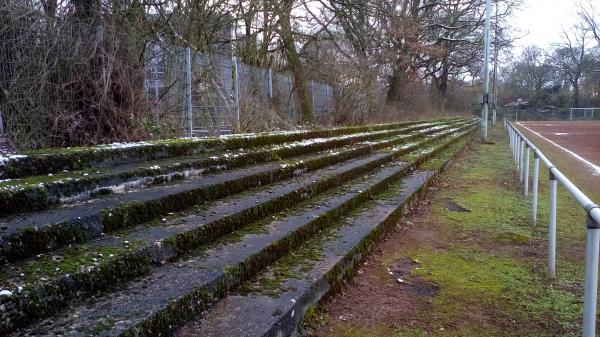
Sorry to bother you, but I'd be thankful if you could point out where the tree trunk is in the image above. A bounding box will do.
[278,2,314,123]
[386,66,401,103]
[573,79,580,108]
[438,61,449,112]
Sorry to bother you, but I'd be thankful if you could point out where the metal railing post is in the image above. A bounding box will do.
[524,145,530,196]
[516,136,521,170]
[504,118,600,337]
[532,153,540,225]
[520,140,525,181]
[583,215,600,337]
[548,170,557,279]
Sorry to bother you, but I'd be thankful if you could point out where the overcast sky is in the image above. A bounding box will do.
[509,0,580,54]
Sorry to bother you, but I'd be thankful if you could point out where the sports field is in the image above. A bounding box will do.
[517,121,600,201]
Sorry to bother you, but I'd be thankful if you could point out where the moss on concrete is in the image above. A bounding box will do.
[319,126,586,337]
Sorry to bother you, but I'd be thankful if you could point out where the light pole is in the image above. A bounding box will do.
[481,0,492,142]
[492,0,499,126]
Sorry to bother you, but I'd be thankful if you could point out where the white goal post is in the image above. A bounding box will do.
[570,108,600,121]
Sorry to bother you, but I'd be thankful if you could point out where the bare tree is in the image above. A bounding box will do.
[578,0,600,47]
[551,24,590,107]
[512,46,554,106]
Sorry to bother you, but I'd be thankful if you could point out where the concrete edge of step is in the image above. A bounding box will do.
[0,125,477,336]
[0,121,458,217]
[0,122,474,264]
[3,119,463,180]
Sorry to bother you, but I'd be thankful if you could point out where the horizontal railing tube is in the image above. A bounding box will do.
[503,119,600,337]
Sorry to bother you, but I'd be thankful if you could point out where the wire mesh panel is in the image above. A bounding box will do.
[0,2,336,148]
[1,6,149,149]
[310,82,334,118]
[144,42,188,132]
[237,63,270,101]
[272,72,298,120]
[191,52,235,133]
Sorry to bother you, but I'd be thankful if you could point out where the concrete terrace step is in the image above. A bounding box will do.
[0,121,475,264]
[0,120,454,216]
[177,132,471,337]
[0,125,477,335]
[180,170,436,337]
[6,128,474,337]
[1,119,466,179]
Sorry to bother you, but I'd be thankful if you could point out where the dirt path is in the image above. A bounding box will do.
[304,126,587,337]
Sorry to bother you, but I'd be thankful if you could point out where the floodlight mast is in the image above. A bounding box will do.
[481,0,492,142]
[492,0,499,126]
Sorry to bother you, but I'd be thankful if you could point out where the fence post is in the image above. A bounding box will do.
[548,170,557,279]
[233,57,240,129]
[524,145,530,196]
[532,152,539,225]
[570,108,573,121]
[289,74,295,120]
[583,214,600,337]
[184,47,193,137]
[310,80,316,116]
[0,110,4,136]
[268,68,273,99]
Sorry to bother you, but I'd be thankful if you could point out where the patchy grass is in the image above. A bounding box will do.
[309,126,587,337]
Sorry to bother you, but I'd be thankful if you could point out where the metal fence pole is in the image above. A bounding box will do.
[524,146,530,196]
[0,110,4,136]
[583,217,600,337]
[233,57,240,128]
[570,108,573,121]
[184,47,193,137]
[310,80,316,116]
[532,153,540,225]
[480,0,491,142]
[548,171,557,279]
[268,68,273,99]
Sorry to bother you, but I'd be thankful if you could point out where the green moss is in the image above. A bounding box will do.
[15,242,141,284]
[327,323,557,337]
[410,246,580,334]
[238,226,332,297]
[314,126,585,337]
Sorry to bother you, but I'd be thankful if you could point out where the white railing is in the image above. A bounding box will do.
[504,118,600,337]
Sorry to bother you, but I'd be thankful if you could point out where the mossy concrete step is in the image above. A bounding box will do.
[0,120,453,216]
[0,122,474,264]
[0,126,477,334]
[177,132,471,337]
[7,139,444,337]
[3,119,466,179]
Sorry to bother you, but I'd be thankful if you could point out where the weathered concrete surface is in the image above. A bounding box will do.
[11,161,416,337]
[0,121,472,264]
[182,170,437,337]
[0,121,448,216]
[0,118,478,337]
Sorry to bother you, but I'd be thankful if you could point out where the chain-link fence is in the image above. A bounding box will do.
[501,108,600,121]
[144,43,335,136]
[0,5,150,149]
[0,3,335,149]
